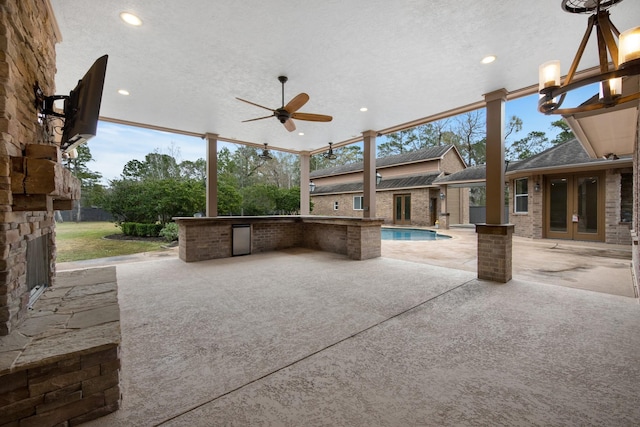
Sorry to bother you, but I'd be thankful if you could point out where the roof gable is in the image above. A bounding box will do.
[310,145,454,178]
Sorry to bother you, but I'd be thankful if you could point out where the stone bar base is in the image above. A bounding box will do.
[438,213,450,230]
[175,216,384,262]
[0,267,121,426]
[475,224,514,283]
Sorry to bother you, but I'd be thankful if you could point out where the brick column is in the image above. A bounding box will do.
[438,212,450,230]
[476,224,514,283]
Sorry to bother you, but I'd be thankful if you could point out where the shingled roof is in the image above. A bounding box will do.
[434,139,631,185]
[310,145,454,178]
[312,173,441,195]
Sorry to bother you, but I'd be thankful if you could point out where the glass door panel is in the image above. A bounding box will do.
[549,178,568,233]
[394,195,411,225]
[577,176,598,234]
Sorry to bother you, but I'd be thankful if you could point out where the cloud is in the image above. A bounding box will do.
[86,121,236,184]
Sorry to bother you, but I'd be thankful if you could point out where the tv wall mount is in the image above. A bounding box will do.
[34,83,69,118]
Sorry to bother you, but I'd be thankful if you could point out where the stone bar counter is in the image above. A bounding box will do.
[174,216,384,262]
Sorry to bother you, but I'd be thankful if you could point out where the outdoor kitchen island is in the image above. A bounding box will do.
[174,216,384,262]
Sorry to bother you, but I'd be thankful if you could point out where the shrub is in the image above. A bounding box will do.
[159,222,179,242]
[121,222,163,237]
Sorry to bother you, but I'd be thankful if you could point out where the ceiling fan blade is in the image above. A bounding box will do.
[291,112,333,122]
[236,97,275,112]
[283,118,296,132]
[242,114,274,123]
[284,93,309,113]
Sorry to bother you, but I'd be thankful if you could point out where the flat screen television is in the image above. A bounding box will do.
[60,54,108,152]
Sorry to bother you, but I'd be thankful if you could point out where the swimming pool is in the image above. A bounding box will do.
[381,227,451,241]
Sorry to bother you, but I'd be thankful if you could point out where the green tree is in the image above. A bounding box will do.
[507,131,550,160]
[63,145,103,222]
[550,119,574,145]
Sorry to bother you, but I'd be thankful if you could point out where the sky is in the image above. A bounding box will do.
[85,85,599,184]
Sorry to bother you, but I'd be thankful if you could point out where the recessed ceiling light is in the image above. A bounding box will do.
[118,89,130,96]
[298,132,304,136]
[120,12,142,26]
[360,107,368,112]
[481,55,496,64]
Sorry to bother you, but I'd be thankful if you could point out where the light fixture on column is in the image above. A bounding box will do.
[440,192,446,200]
[309,181,316,192]
[538,0,640,115]
[259,143,272,160]
[323,142,337,160]
[534,182,541,192]
[376,172,382,185]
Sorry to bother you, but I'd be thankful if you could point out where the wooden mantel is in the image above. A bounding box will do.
[9,144,80,211]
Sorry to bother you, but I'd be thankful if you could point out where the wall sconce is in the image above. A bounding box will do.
[534,182,541,192]
[376,172,382,185]
[439,192,445,200]
[309,181,316,193]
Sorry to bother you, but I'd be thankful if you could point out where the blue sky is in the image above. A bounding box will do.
[86,85,599,184]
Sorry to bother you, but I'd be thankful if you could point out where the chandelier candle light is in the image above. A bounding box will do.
[538,0,640,115]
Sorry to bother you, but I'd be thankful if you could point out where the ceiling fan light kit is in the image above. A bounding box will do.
[237,76,333,132]
[324,142,337,160]
[259,143,272,160]
[538,0,640,115]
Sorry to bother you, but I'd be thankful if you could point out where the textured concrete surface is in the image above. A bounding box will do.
[74,248,640,426]
[382,227,635,297]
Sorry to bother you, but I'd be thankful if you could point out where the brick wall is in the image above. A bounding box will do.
[179,222,232,261]
[476,224,514,283]
[312,188,439,226]
[301,223,347,255]
[252,222,301,253]
[0,0,60,335]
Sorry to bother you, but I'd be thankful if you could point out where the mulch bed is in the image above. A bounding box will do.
[104,234,166,242]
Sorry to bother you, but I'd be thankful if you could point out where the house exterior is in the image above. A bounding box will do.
[310,145,469,227]
[435,139,633,244]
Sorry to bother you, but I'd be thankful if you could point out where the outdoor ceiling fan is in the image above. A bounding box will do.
[236,76,332,132]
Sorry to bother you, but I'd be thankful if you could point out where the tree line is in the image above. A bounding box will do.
[65,110,574,223]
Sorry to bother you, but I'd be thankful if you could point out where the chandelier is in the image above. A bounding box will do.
[538,0,640,115]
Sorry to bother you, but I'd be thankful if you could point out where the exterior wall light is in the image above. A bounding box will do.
[309,181,316,193]
[376,172,382,185]
[440,192,445,200]
[534,182,541,192]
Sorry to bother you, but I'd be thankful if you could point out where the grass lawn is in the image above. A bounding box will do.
[55,221,168,263]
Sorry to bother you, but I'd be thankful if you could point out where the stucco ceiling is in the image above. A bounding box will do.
[49,0,639,154]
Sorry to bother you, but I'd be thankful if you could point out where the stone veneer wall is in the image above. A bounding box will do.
[0,267,121,425]
[0,1,59,335]
[605,168,632,245]
[632,109,640,298]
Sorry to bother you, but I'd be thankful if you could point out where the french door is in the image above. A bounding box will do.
[394,194,411,225]
[546,173,604,241]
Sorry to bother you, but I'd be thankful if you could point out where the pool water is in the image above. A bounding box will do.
[381,227,451,241]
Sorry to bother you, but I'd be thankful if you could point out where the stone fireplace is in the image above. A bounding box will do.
[0,2,121,424]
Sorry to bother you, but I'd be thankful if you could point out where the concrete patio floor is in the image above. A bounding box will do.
[55,237,640,426]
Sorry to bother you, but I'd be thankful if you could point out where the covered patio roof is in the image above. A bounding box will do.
[49,1,640,154]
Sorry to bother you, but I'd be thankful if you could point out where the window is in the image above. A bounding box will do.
[333,201,339,211]
[353,196,363,210]
[514,178,528,213]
